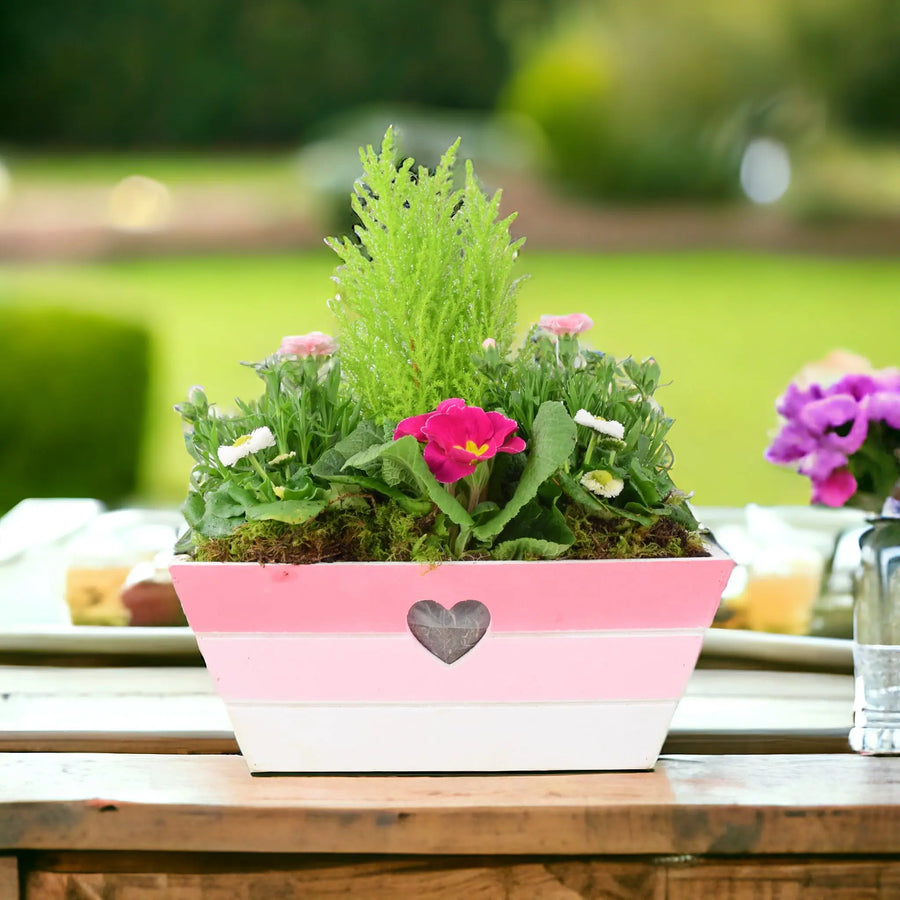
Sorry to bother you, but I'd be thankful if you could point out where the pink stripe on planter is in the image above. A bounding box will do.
[196,631,703,703]
[172,550,733,634]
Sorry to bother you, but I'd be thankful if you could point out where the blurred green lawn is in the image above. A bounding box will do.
[2,250,898,509]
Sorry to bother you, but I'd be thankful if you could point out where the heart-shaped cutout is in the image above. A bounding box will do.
[407,599,491,665]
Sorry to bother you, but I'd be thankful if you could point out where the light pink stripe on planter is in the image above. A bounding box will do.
[196,631,703,703]
[171,548,733,634]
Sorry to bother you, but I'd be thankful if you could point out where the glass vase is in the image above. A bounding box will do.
[849,515,900,754]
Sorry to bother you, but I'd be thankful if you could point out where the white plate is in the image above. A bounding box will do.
[0,625,199,656]
[703,628,852,672]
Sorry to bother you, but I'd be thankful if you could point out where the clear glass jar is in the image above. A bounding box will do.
[849,512,900,754]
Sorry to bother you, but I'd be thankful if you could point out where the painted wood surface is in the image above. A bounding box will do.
[1,753,898,857]
[228,700,678,772]
[170,553,734,771]
[197,632,704,702]
[170,551,733,633]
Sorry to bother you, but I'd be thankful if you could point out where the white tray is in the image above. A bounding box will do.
[0,625,199,656]
[703,628,852,672]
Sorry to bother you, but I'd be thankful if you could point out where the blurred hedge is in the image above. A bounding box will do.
[0,1,515,147]
[501,0,899,202]
[0,306,150,512]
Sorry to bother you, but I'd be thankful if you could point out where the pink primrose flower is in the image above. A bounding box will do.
[278,332,337,358]
[537,313,594,336]
[482,338,497,349]
[394,399,526,484]
[394,398,467,442]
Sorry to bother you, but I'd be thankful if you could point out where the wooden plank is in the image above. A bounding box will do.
[20,854,900,899]
[0,666,855,756]
[1,753,899,857]
[0,858,17,900]
[667,860,900,899]
[25,858,665,899]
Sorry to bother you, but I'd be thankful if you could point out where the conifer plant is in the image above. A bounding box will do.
[176,128,706,564]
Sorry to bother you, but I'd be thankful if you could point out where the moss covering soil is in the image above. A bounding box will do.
[195,502,708,564]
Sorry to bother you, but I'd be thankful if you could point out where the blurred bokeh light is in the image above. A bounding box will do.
[740,138,792,204]
[108,175,172,232]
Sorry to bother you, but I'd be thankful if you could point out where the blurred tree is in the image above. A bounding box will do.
[499,0,898,202]
[787,0,900,137]
[0,0,517,147]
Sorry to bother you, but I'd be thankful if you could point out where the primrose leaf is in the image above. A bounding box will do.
[246,500,325,524]
[472,401,575,541]
[355,435,474,528]
[491,537,570,560]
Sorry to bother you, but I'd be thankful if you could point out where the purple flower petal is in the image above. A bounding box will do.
[797,447,848,481]
[811,468,857,507]
[865,391,900,429]
[776,382,822,418]
[764,422,819,464]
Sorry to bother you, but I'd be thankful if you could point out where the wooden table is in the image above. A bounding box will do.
[3,663,896,898]
[2,753,900,898]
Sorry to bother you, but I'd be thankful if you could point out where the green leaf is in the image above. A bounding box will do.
[207,487,247,521]
[472,401,576,541]
[225,484,259,511]
[311,421,387,477]
[497,498,574,547]
[182,492,205,528]
[326,473,433,516]
[491,537,570,560]
[196,513,243,538]
[343,441,392,472]
[246,500,325,524]
[355,435,474,528]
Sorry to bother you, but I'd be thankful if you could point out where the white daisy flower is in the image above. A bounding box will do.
[580,469,625,498]
[217,426,276,467]
[573,409,626,441]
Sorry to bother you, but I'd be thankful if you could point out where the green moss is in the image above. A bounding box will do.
[562,503,708,560]
[195,501,447,564]
[195,496,707,564]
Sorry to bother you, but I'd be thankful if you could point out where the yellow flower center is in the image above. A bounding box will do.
[232,434,252,447]
[456,440,490,457]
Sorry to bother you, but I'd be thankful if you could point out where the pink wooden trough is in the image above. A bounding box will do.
[170,546,733,773]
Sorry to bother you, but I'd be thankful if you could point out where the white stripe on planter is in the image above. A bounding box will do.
[196,631,705,703]
[226,699,679,773]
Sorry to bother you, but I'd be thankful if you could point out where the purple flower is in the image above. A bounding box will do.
[766,361,900,508]
[394,399,526,484]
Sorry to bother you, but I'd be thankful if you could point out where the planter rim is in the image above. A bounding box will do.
[171,539,729,569]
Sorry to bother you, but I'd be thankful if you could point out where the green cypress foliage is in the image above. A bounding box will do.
[327,128,526,423]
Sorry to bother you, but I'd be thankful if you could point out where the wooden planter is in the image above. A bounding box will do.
[170,546,733,773]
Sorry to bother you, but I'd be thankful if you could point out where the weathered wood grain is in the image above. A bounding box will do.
[0,857,17,900]
[667,860,900,899]
[1,753,898,857]
[20,855,900,899]
[25,858,665,899]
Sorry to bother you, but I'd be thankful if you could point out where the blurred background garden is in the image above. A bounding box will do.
[1,0,898,515]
